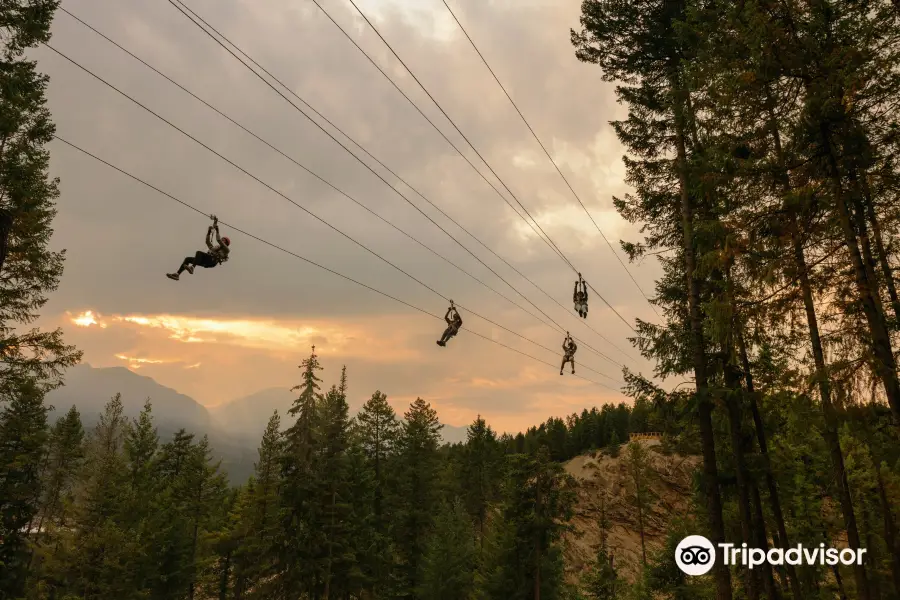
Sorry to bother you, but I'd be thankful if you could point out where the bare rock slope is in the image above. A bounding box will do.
[562,440,701,583]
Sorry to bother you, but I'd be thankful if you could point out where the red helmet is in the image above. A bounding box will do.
[221,236,231,246]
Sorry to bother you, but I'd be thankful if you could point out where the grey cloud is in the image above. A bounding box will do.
[39,0,658,387]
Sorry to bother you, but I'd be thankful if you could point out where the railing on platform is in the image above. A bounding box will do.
[628,432,662,441]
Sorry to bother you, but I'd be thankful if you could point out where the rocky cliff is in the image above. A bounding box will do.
[562,439,701,583]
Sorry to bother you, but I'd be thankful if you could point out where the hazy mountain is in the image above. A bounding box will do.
[48,364,211,430]
[46,365,470,481]
[46,365,256,482]
[210,387,295,439]
[440,424,469,444]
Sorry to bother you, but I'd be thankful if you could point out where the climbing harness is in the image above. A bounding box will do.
[437,300,463,347]
[560,332,577,375]
[573,273,588,319]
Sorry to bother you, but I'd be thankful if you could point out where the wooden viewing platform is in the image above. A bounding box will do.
[628,432,662,441]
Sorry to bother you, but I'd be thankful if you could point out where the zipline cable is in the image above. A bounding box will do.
[55,9,626,371]
[162,0,638,363]
[293,0,638,361]
[438,0,661,319]
[52,133,622,392]
[338,0,571,268]
[44,44,622,383]
[57,7,569,348]
[337,0,637,333]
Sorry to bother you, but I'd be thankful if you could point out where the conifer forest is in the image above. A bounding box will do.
[3,0,900,599]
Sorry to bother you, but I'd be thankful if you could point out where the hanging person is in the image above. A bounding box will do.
[167,215,230,281]
[580,275,588,318]
[437,301,463,347]
[560,332,577,375]
[573,273,588,318]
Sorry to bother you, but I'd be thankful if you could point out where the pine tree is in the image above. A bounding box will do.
[624,442,655,566]
[0,0,80,394]
[461,415,501,550]
[232,411,282,598]
[208,488,241,600]
[479,447,576,600]
[645,522,713,600]
[64,394,135,598]
[582,545,618,600]
[0,378,49,597]
[356,389,401,595]
[318,367,361,599]
[277,347,325,596]
[184,436,229,600]
[152,429,202,599]
[605,431,620,458]
[394,398,443,597]
[344,432,386,599]
[585,493,623,600]
[418,498,475,600]
[572,3,737,597]
[27,403,84,593]
[35,404,84,536]
[122,399,160,592]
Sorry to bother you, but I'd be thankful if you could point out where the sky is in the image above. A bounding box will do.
[35,0,664,433]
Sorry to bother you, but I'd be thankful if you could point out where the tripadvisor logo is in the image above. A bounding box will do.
[676,535,716,576]
[675,535,868,576]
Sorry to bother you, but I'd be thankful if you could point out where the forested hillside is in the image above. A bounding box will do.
[3,0,900,599]
[13,355,651,599]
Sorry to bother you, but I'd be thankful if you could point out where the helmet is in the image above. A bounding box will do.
[221,236,231,246]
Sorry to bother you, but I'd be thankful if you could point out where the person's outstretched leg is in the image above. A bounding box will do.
[168,255,196,280]
[560,357,566,375]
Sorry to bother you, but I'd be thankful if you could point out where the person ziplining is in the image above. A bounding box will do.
[560,332,577,375]
[573,273,588,318]
[167,215,230,281]
[437,301,462,347]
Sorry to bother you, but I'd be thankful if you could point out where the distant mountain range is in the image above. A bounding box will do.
[48,364,210,430]
[47,364,470,482]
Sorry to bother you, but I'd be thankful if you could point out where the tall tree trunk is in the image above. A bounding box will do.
[792,216,871,600]
[737,326,801,600]
[833,560,849,600]
[324,490,335,600]
[849,177,882,307]
[234,572,245,600]
[722,355,761,600]
[822,128,900,427]
[219,550,232,600]
[671,69,732,600]
[765,90,863,599]
[635,464,647,566]
[859,173,900,326]
[750,482,780,600]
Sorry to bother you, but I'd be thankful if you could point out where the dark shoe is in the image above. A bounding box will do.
[167,273,179,281]
[185,264,195,274]
[437,340,445,347]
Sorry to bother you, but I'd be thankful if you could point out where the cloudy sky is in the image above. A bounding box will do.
[36,0,663,433]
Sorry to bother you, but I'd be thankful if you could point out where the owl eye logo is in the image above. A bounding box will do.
[679,546,712,565]
[675,535,716,576]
